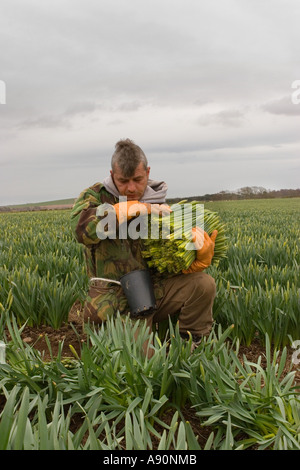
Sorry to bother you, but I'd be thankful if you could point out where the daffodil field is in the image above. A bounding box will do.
[206,197,300,348]
[0,198,299,450]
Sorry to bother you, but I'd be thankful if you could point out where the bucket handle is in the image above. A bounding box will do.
[90,277,121,285]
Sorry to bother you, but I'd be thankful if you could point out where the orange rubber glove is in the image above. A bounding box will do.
[113,200,151,224]
[114,201,172,224]
[182,227,218,273]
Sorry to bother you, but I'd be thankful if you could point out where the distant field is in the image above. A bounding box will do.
[8,198,76,207]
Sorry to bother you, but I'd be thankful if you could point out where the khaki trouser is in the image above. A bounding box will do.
[151,272,216,337]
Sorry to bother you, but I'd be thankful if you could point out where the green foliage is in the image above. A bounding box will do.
[0,210,88,328]
[0,315,299,450]
[206,198,300,347]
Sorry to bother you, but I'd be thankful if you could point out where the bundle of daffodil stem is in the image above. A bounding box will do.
[142,200,228,274]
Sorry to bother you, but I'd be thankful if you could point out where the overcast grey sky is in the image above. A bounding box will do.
[1,0,300,205]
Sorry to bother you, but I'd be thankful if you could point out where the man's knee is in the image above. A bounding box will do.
[188,272,216,299]
[202,273,216,298]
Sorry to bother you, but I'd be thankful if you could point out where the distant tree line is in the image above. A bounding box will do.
[0,204,73,213]
[167,187,300,204]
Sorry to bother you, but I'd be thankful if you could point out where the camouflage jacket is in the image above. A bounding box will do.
[70,182,166,322]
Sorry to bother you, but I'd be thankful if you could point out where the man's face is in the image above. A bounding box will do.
[111,162,150,201]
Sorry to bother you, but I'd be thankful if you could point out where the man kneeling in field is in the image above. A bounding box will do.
[70,139,217,354]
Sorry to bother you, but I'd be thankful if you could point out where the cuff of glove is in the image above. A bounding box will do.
[182,260,210,274]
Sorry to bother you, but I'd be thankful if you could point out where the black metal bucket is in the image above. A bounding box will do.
[120,269,156,317]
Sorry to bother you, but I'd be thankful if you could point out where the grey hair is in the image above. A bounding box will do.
[111,139,148,177]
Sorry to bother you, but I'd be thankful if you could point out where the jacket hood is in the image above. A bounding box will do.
[102,175,168,204]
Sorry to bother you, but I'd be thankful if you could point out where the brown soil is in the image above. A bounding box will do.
[14,300,300,384]
[17,300,87,359]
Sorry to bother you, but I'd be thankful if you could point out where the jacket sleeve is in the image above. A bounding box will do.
[70,184,105,246]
